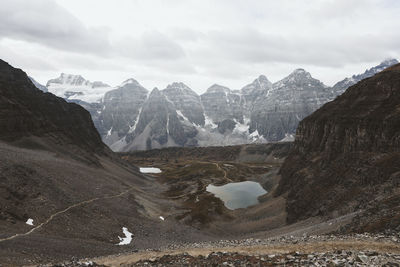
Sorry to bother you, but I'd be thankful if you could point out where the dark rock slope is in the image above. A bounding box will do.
[0,60,106,156]
[277,64,400,231]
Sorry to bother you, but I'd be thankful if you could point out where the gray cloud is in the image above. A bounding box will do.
[0,0,111,54]
[199,29,400,68]
[1,0,399,93]
[117,31,186,61]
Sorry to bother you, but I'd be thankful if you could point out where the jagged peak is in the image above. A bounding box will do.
[350,58,400,80]
[59,72,83,79]
[284,68,313,80]
[251,75,272,86]
[206,84,231,94]
[241,75,272,94]
[147,87,171,104]
[120,78,140,87]
[273,68,323,89]
[150,87,161,95]
[46,73,88,87]
[256,74,271,83]
[380,58,399,66]
[165,82,193,91]
[290,68,310,75]
[383,62,400,72]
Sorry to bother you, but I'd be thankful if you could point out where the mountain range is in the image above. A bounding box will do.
[32,59,399,151]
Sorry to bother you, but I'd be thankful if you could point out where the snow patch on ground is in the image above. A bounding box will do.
[26,218,34,226]
[117,227,133,245]
[140,167,162,174]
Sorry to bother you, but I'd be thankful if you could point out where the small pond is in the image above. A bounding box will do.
[206,181,267,210]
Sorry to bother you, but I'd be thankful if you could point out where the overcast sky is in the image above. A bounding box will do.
[0,0,399,93]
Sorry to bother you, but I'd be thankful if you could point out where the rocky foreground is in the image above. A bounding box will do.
[45,233,400,266]
[129,250,400,266]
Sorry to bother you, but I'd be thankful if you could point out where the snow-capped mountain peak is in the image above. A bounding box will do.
[333,58,399,94]
[241,75,272,95]
[39,58,398,152]
[273,68,318,89]
[165,82,195,94]
[47,73,88,87]
[46,73,111,103]
[380,58,399,66]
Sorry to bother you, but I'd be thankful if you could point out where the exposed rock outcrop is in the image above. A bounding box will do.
[99,78,149,146]
[201,84,244,123]
[277,64,400,231]
[122,88,198,151]
[163,82,205,126]
[250,69,333,141]
[240,75,272,116]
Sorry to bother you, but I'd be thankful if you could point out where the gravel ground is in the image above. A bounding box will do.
[47,233,400,266]
[131,250,400,266]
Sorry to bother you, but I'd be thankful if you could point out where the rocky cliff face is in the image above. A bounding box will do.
[277,64,400,231]
[240,75,272,117]
[201,84,244,123]
[120,88,198,151]
[163,82,205,126]
[99,79,148,147]
[0,60,105,151]
[250,69,332,141]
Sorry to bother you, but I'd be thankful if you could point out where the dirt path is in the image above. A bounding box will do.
[94,240,400,266]
[0,187,136,243]
[213,162,233,182]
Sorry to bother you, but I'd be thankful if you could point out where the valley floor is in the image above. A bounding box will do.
[3,142,398,266]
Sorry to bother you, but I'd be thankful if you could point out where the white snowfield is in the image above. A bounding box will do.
[117,227,133,245]
[139,167,162,174]
[26,218,34,226]
[46,73,112,103]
